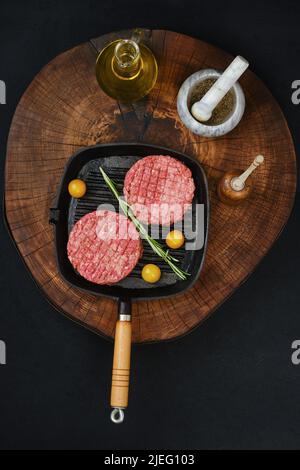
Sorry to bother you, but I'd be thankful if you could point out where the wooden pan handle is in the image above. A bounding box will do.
[110,300,132,424]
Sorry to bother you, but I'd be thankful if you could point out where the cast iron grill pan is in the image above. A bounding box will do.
[51,144,209,300]
[50,143,209,423]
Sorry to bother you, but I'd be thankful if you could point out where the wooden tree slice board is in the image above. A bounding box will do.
[4,29,297,343]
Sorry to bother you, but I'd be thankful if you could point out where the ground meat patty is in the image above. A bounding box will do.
[124,155,195,225]
[67,210,142,285]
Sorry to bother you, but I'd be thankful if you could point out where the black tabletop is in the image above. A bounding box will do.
[0,0,299,450]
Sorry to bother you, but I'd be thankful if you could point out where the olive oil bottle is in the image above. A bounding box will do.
[95,39,158,102]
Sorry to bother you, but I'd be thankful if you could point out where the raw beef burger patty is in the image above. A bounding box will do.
[124,155,195,225]
[67,210,142,285]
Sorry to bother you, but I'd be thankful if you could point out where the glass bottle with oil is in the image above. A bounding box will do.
[95,38,158,102]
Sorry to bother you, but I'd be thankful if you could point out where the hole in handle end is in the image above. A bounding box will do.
[111,407,125,424]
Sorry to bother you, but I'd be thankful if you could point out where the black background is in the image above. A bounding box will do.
[0,0,300,450]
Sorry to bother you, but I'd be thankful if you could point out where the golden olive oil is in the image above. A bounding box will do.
[95,39,158,102]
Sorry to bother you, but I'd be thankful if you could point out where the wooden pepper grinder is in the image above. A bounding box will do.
[217,155,264,205]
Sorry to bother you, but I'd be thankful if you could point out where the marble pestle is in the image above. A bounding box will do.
[191,56,249,122]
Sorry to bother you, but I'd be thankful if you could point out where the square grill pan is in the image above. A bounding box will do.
[50,143,209,300]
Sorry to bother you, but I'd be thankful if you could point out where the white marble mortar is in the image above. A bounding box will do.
[177,69,245,137]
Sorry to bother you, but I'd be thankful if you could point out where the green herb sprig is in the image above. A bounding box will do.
[99,166,189,280]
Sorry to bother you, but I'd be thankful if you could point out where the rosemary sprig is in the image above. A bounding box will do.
[99,166,189,280]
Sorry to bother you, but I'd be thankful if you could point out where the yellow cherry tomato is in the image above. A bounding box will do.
[68,179,87,198]
[166,230,185,249]
[142,264,161,284]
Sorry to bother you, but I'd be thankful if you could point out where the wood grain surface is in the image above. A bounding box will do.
[4,29,297,343]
